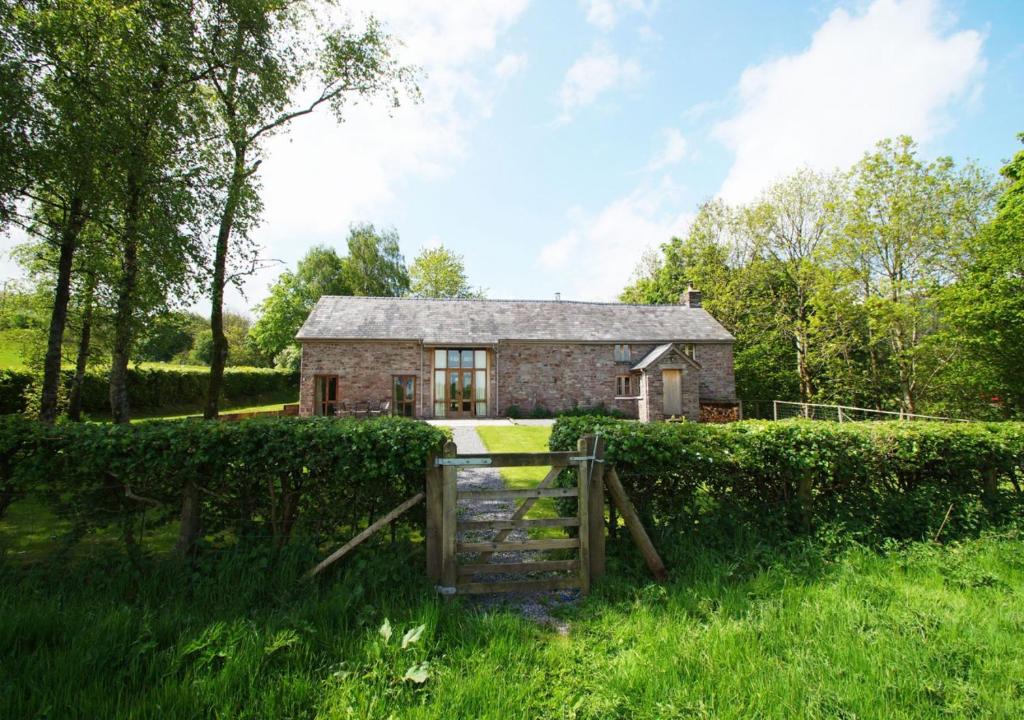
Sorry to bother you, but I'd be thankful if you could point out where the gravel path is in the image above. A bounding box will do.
[449,425,577,632]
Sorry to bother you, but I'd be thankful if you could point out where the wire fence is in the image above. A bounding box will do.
[772,400,969,423]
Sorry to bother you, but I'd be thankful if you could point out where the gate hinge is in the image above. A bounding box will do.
[436,457,493,467]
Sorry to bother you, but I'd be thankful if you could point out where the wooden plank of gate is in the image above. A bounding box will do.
[448,452,575,467]
[458,517,579,530]
[477,464,562,564]
[304,492,425,579]
[440,440,458,596]
[457,559,579,576]
[586,434,607,581]
[576,437,591,595]
[457,538,579,552]
[458,577,581,595]
[604,467,668,582]
[458,487,578,500]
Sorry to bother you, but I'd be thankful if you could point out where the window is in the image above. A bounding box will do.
[616,374,634,396]
[681,343,696,361]
[614,344,631,362]
[314,375,339,416]
[392,375,416,417]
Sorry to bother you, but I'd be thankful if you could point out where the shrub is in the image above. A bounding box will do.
[0,415,447,546]
[550,417,1024,543]
[557,403,627,419]
[0,367,299,415]
[504,405,522,419]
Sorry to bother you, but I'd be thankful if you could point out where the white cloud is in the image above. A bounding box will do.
[713,0,985,203]
[582,0,659,32]
[584,0,617,31]
[556,47,643,124]
[645,128,687,171]
[494,52,528,79]
[537,180,691,300]
[231,1,530,308]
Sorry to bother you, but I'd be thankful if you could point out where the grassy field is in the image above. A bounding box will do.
[2,423,1024,718]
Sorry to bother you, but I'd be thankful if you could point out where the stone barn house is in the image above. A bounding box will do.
[295,290,739,422]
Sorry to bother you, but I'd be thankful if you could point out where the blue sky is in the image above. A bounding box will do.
[3,0,1023,311]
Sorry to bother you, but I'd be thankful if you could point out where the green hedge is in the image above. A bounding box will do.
[550,417,1024,542]
[0,367,298,415]
[0,416,447,546]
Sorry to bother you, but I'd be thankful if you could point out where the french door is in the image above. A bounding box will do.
[433,348,488,418]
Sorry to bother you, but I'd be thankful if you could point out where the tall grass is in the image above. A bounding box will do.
[3,528,1024,718]
[4,424,1023,718]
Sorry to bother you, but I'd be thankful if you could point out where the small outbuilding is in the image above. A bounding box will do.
[295,289,738,422]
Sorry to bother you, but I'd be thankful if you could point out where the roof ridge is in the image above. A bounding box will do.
[316,295,695,309]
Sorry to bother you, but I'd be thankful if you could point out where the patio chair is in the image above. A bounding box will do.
[368,399,390,417]
[334,400,354,418]
[367,398,384,417]
[352,400,370,420]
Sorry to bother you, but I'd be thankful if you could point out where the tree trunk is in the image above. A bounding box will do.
[109,183,141,424]
[39,195,85,423]
[203,144,246,420]
[67,271,95,421]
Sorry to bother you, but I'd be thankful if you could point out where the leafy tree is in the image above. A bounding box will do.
[837,136,997,414]
[250,245,349,358]
[342,223,409,297]
[99,0,217,424]
[741,169,843,401]
[7,0,128,422]
[943,133,1024,416]
[136,311,206,362]
[196,2,416,420]
[409,245,484,298]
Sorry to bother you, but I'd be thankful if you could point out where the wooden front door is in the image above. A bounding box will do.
[447,367,474,417]
[663,369,683,417]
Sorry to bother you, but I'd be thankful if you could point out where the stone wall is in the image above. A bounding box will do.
[694,343,736,400]
[299,339,737,420]
[495,342,652,417]
[299,341,423,417]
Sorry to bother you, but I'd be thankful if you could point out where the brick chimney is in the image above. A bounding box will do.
[680,286,702,308]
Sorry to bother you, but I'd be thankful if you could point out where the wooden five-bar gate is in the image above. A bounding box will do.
[307,433,666,594]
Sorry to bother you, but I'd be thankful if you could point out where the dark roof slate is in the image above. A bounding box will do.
[631,343,701,371]
[296,296,735,344]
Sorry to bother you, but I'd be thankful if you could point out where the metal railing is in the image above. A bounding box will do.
[772,400,968,423]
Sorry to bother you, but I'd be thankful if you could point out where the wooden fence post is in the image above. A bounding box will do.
[604,467,667,582]
[440,440,458,596]
[584,434,606,581]
[576,437,591,595]
[425,440,444,582]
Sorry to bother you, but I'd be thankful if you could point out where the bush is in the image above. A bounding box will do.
[0,367,299,415]
[550,417,1024,544]
[556,403,627,419]
[0,415,448,546]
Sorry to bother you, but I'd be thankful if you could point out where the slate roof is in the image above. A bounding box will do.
[296,296,735,344]
[631,343,702,371]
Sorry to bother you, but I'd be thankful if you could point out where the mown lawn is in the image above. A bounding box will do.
[2,526,1023,719]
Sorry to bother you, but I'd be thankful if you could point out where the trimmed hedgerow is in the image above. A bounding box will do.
[550,417,1024,543]
[0,415,447,546]
[0,367,298,415]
